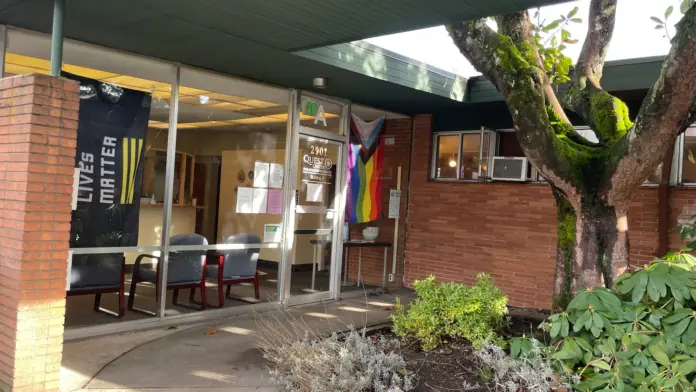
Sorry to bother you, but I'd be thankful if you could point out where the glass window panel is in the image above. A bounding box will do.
[683,128,696,183]
[434,135,459,179]
[459,133,488,180]
[153,67,290,315]
[299,95,343,134]
[6,31,174,328]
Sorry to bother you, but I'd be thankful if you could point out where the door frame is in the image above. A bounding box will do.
[278,90,350,306]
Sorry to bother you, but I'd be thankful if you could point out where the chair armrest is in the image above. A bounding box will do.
[134,254,160,271]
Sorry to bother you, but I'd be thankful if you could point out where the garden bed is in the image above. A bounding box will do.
[379,308,549,391]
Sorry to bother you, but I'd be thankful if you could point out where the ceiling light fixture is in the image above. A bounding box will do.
[312,77,327,89]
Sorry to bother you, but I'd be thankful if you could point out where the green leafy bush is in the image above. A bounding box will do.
[391,274,508,351]
[512,253,696,391]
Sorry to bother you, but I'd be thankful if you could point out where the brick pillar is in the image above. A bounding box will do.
[403,114,433,286]
[0,74,79,391]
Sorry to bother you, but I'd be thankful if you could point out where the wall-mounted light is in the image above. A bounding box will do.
[312,77,327,89]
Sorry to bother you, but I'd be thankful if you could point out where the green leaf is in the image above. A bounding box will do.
[596,289,622,309]
[678,359,696,375]
[510,338,521,358]
[633,272,648,303]
[592,360,612,371]
[681,0,694,14]
[666,5,674,19]
[663,308,692,324]
[650,16,664,24]
[567,6,579,19]
[648,340,670,367]
[561,29,570,42]
[673,317,692,337]
[542,19,562,33]
[575,311,591,332]
[561,317,570,337]
[550,321,561,338]
[683,317,696,345]
[570,17,582,23]
[567,291,590,310]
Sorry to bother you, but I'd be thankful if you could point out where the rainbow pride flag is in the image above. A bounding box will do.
[346,114,386,223]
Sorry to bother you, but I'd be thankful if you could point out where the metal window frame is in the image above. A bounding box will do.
[431,130,493,182]
[5,23,363,338]
[279,90,349,307]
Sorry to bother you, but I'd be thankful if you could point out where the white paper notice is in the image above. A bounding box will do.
[306,183,323,202]
[269,163,284,188]
[253,161,270,188]
[388,189,401,219]
[236,187,254,213]
[252,188,268,214]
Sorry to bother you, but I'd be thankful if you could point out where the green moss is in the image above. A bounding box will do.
[553,191,576,311]
[496,34,531,73]
[589,90,634,144]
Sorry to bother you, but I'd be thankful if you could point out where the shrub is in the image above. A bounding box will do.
[391,274,508,351]
[256,313,414,392]
[513,252,696,391]
[474,339,561,392]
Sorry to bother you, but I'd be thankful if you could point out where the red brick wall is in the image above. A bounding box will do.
[344,117,413,288]
[0,74,79,391]
[404,114,696,309]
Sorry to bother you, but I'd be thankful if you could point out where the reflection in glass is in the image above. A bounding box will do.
[291,136,341,295]
[435,135,459,179]
[683,129,696,183]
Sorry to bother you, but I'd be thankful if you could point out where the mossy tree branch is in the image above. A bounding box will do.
[561,0,632,147]
[447,19,602,198]
[608,4,696,205]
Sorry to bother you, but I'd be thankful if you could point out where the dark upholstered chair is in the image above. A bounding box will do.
[128,233,208,311]
[67,253,126,317]
[206,233,261,307]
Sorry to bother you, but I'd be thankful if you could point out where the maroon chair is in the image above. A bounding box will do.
[206,234,261,307]
[129,234,208,312]
[67,254,126,317]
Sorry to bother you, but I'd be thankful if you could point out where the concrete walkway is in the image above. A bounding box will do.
[60,291,411,392]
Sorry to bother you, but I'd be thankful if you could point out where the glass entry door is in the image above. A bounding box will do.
[280,91,348,305]
[289,136,342,298]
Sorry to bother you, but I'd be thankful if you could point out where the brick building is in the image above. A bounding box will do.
[0,1,691,390]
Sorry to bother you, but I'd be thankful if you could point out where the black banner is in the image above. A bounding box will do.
[66,72,152,250]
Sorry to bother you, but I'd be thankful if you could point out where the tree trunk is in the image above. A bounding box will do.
[552,190,629,310]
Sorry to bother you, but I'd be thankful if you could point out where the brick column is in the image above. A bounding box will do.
[0,74,79,391]
[403,114,433,286]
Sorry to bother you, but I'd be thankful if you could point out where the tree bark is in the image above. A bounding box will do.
[553,190,629,310]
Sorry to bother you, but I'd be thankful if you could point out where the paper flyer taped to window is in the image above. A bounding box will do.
[267,189,283,215]
[236,187,254,213]
[252,188,268,214]
[306,183,323,202]
[269,163,284,188]
[253,161,269,188]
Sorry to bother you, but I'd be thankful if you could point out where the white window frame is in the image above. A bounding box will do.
[431,128,498,181]
[677,127,696,186]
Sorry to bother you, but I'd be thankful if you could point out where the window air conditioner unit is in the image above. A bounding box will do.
[491,157,528,181]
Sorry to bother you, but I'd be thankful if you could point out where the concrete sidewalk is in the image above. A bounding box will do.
[60,291,412,392]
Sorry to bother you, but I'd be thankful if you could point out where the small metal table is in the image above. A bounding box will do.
[343,240,393,287]
[308,239,393,289]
